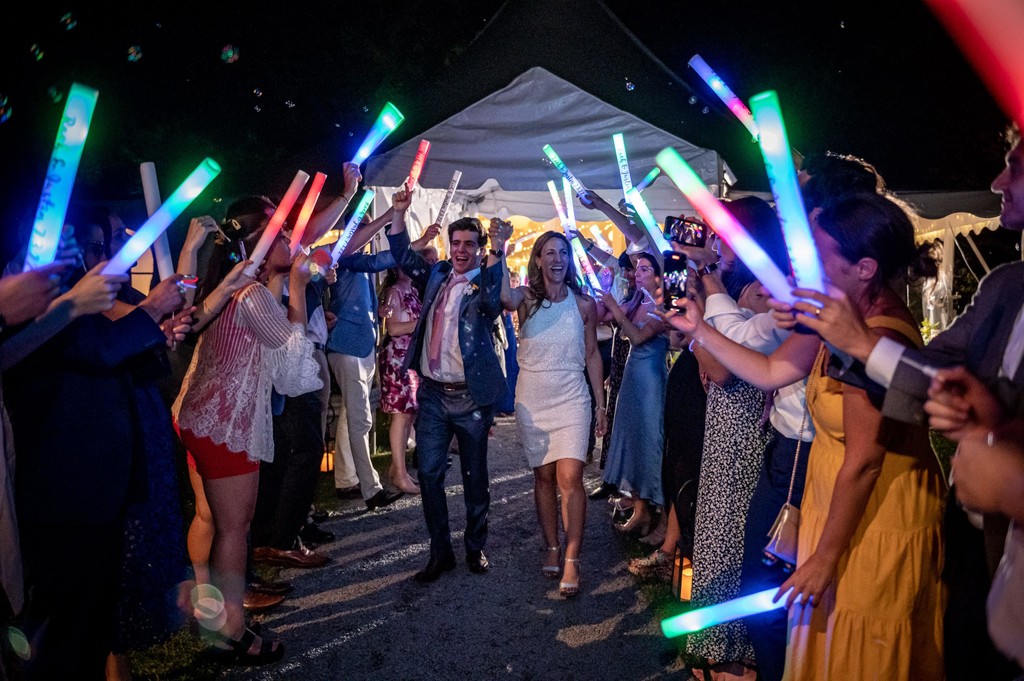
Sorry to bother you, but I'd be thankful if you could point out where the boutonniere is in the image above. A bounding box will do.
[464,283,480,297]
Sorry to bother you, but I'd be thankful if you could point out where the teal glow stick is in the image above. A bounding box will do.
[330,189,375,264]
[25,83,99,270]
[624,187,672,255]
[612,133,633,202]
[542,144,589,200]
[655,147,795,304]
[352,102,405,164]
[749,90,825,295]
[661,588,792,638]
[103,158,221,275]
[635,167,661,193]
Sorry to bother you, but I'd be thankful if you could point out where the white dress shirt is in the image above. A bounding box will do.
[420,267,480,382]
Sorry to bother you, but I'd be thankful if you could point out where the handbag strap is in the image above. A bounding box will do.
[784,343,825,505]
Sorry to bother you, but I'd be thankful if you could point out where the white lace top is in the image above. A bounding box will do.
[172,282,322,463]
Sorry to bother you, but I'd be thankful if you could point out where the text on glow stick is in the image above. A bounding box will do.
[330,189,375,265]
[661,587,793,639]
[542,144,589,200]
[562,178,578,234]
[749,90,825,295]
[435,170,463,227]
[25,82,99,270]
[243,170,310,276]
[612,133,633,202]
[623,187,673,255]
[351,102,405,164]
[687,54,759,139]
[139,162,176,281]
[924,0,1024,127]
[655,148,795,304]
[103,158,222,276]
[570,237,603,293]
[407,139,431,189]
[289,172,327,255]
[635,167,661,193]
[547,180,570,229]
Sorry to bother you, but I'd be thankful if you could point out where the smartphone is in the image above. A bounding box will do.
[664,215,707,248]
[662,251,689,307]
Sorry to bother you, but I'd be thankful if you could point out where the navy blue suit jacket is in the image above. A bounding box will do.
[388,230,508,407]
[326,250,397,358]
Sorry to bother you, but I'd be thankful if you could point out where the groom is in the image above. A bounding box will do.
[388,193,510,583]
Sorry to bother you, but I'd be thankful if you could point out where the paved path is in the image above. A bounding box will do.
[229,416,688,680]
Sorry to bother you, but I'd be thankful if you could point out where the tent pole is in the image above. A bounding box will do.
[963,233,991,274]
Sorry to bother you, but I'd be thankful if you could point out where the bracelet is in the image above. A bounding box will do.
[697,262,719,277]
[596,406,606,411]
[488,249,503,257]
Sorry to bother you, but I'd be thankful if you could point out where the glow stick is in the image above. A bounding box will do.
[407,139,431,189]
[243,170,310,276]
[588,225,612,253]
[547,180,570,229]
[688,55,759,139]
[562,178,578,235]
[612,133,633,202]
[139,163,175,280]
[103,158,222,275]
[542,144,589,200]
[924,0,1024,127]
[25,82,99,270]
[289,171,327,255]
[661,588,792,638]
[635,167,661,193]
[570,237,602,293]
[899,354,940,380]
[655,147,796,304]
[624,187,673,255]
[749,91,825,294]
[435,170,462,227]
[351,102,405,164]
[330,189,374,265]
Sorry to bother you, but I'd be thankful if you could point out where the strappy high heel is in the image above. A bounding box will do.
[559,558,580,598]
[542,546,561,578]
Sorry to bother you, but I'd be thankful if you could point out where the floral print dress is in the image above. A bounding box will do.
[380,285,422,414]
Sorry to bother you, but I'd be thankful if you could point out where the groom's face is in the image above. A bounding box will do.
[449,228,483,275]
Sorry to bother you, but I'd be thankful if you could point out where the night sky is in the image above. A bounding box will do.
[0,1,1011,259]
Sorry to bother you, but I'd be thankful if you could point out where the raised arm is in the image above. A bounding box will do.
[303,162,362,246]
[597,291,664,346]
[487,218,523,311]
[579,190,647,245]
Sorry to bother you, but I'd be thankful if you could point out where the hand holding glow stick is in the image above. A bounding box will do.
[655,147,796,304]
[407,139,431,189]
[542,144,589,200]
[688,55,759,139]
[25,82,99,270]
[749,90,825,295]
[330,189,375,265]
[243,170,310,276]
[612,133,633,202]
[661,587,793,639]
[289,172,327,255]
[635,167,661,193]
[139,163,175,280]
[623,187,673,256]
[352,102,405,165]
[435,171,462,227]
[103,158,222,276]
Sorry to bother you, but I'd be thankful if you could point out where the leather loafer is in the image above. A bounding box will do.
[466,550,490,574]
[243,589,285,613]
[365,489,403,510]
[299,522,335,545]
[588,482,617,500]
[248,579,293,596]
[253,543,330,569]
[335,485,361,500]
[414,552,456,583]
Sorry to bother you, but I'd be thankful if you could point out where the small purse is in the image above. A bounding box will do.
[762,350,819,572]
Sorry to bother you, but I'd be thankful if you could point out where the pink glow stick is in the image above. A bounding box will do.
[244,170,310,276]
[407,139,431,189]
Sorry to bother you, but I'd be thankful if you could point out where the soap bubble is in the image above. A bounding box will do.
[0,96,10,125]
[252,88,263,97]
[221,44,240,63]
[625,80,636,92]
[46,87,62,103]
[688,95,698,105]
[284,100,295,108]
[701,106,710,114]
[59,13,77,30]
[127,45,142,62]
[30,44,44,61]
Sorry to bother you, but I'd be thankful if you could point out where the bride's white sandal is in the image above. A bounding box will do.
[542,546,561,578]
[559,558,580,598]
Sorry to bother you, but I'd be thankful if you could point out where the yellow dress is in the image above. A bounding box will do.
[784,318,947,681]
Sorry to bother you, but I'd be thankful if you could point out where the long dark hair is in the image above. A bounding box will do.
[195,195,275,307]
[524,231,583,321]
[720,196,789,301]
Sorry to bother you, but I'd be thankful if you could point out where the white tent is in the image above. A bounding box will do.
[364,67,732,237]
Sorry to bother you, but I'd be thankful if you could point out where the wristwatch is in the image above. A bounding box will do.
[697,262,719,277]
[488,249,504,257]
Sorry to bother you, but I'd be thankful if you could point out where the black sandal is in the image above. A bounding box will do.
[206,626,285,666]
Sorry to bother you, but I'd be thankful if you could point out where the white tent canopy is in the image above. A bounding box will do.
[364,67,731,233]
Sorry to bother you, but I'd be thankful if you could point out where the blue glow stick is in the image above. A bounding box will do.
[688,55,759,140]
[547,180,570,229]
[661,588,792,638]
[571,236,603,293]
[25,83,99,270]
[102,158,222,275]
[542,144,589,200]
[635,167,661,193]
[655,147,796,304]
[749,90,825,295]
[612,133,633,202]
[624,187,673,255]
[351,102,405,165]
[330,189,375,264]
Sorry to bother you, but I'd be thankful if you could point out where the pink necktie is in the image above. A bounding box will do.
[428,274,467,373]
